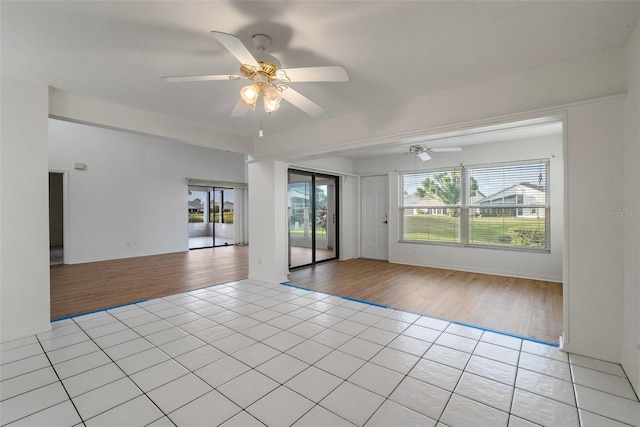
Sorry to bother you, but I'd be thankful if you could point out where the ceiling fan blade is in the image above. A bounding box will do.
[211,31,259,68]
[231,99,251,117]
[280,87,324,116]
[162,74,243,83]
[431,147,463,152]
[277,65,348,82]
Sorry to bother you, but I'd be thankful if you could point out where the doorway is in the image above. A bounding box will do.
[49,172,64,265]
[288,169,339,268]
[188,186,235,249]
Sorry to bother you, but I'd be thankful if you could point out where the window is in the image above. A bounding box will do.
[400,168,461,244]
[468,162,548,249]
[401,160,549,250]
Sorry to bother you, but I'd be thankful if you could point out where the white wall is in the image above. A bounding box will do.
[50,90,253,154]
[623,19,640,394]
[353,134,564,282]
[292,157,354,175]
[0,75,51,341]
[48,119,247,263]
[338,175,359,261]
[563,97,626,363]
[247,160,289,283]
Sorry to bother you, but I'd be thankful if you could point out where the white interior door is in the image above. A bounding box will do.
[361,175,388,260]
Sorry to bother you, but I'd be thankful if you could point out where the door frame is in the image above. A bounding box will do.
[287,168,340,269]
[49,169,70,265]
[188,185,236,249]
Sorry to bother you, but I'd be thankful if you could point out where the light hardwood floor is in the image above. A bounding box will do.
[50,247,562,343]
[50,246,248,320]
[288,259,562,344]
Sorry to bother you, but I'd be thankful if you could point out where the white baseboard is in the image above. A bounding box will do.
[388,257,562,283]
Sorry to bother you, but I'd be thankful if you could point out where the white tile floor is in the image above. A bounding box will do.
[1,279,638,427]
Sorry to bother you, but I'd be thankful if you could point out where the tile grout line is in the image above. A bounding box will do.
[5,279,637,426]
[238,281,581,426]
[329,305,586,426]
[436,329,483,424]
[508,339,525,422]
[215,281,388,425]
[35,334,87,427]
[169,283,361,426]
[358,335,437,425]
[104,295,269,426]
[138,285,328,425]
[69,310,178,426]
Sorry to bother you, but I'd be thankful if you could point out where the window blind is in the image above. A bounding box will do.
[400,168,462,244]
[400,160,549,250]
[467,161,548,248]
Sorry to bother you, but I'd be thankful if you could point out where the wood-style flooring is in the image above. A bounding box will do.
[50,245,248,320]
[50,247,562,343]
[288,259,562,344]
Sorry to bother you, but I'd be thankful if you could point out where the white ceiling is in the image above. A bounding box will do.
[296,117,564,162]
[2,1,638,146]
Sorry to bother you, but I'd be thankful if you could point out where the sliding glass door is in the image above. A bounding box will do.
[213,188,235,246]
[188,186,235,249]
[288,170,338,268]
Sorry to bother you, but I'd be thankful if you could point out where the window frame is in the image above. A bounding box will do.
[400,159,550,252]
[400,167,463,245]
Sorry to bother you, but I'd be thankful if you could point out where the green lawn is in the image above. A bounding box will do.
[403,214,546,247]
[403,214,460,243]
[289,227,327,238]
[188,213,234,224]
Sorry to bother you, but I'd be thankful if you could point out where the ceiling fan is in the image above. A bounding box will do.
[409,145,462,161]
[162,31,349,117]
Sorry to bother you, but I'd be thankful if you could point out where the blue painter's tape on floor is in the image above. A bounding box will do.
[51,299,147,323]
[52,278,253,323]
[280,282,388,308]
[282,280,559,348]
[341,296,388,309]
[280,282,312,291]
[190,277,250,292]
[452,320,559,347]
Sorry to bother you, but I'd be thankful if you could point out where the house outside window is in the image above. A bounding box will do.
[401,160,549,250]
[401,168,462,244]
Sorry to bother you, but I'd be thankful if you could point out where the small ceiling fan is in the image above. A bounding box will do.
[163,31,349,117]
[409,145,462,161]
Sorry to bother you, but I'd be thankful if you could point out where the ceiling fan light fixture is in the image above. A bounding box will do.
[240,84,259,105]
[263,84,282,113]
[166,31,349,118]
[263,96,280,113]
[417,151,431,161]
